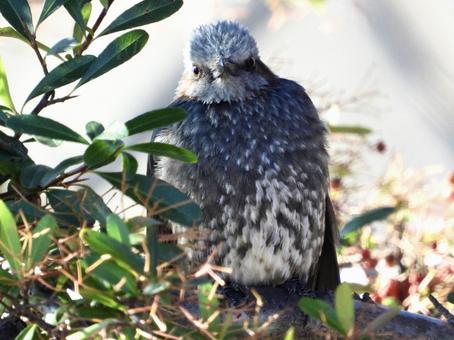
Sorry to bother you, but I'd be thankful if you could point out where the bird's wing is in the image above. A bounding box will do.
[309,194,341,291]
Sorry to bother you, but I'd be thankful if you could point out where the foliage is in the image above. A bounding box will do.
[0,1,253,338]
[299,283,400,338]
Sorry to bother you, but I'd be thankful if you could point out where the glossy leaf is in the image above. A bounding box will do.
[106,214,130,246]
[38,0,70,25]
[48,187,112,227]
[448,292,454,304]
[0,27,59,60]
[97,172,201,226]
[143,282,169,296]
[14,323,37,340]
[45,38,77,58]
[64,0,90,31]
[83,139,124,169]
[26,55,96,101]
[86,121,105,140]
[328,124,372,136]
[100,0,183,36]
[83,229,144,274]
[0,56,16,112]
[0,200,23,277]
[28,214,57,269]
[335,283,354,335]
[20,164,52,189]
[127,142,197,163]
[7,115,88,144]
[40,155,83,187]
[95,121,128,140]
[72,1,91,43]
[121,152,137,180]
[34,135,62,147]
[0,267,17,285]
[66,319,114,340]
[0,0,34,39]
[341,206,397,238]
[84,253,138,295]
[75,306,123,320]
[6,200,46,223]
[76,30,148,87]
[298,297,345,335]
[125,108,186,135]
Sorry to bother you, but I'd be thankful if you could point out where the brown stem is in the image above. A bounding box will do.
[31,36,48,75]
[78,0,114,55]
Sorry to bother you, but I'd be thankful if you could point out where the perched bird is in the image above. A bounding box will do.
[148,21,340,291]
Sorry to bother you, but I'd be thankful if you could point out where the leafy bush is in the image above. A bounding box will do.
[0,1,245,338]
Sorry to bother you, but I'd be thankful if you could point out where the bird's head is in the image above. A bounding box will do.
[176,21,275,104]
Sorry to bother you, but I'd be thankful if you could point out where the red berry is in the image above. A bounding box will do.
[331,178,342,190]
[385,254,395,266]
[376,141,386,153]
[361,249,371,260]
[450,172,454,185]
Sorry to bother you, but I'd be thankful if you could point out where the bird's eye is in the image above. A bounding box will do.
[192,65,201,77]
[245,57,256,71]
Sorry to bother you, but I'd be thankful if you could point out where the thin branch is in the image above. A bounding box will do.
[78,0,114,55]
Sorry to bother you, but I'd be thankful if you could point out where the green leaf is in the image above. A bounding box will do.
[126,108,186,135]
[335,283,354,335]
[76,30,149,88]
[26,55,96,101]
[0,267,17,285]
[14,323,37,340]
[98,0,109,9]
[0,200,23,277]
[72,1,91,44]
[0,56,16,112]
[83,139,124,169]
[341,207,397,239]
[38,0,70,25]
[121,152,137,180]
[34,135,62,147]
[106,214,130,246]
[143,282,169,296]
[20,164,52,189]
[0,0,34,39]
[6,200,46,224]
[298,298,346,335]
[83,230,144,274]
[84,253,139,296]
[100,0,183,36]
[7,115,88,144]
[97,172,201,226]
[127,142,197,163]
[198,283,220,331]
[328,124,372,136]
[75,306,123,320]
[95,122,128,140]
[27,214,57,269]
[66,319,115,340]
[64,0,90,31]
[45,38,77,58]
[284,327,295,340]
[40,155,83,187]
[86,121,105,140]
[362,307,400,335]
[48,187,112,227]
[0,27,58,60]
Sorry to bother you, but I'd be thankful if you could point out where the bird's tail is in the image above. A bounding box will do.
[311,195,341,291]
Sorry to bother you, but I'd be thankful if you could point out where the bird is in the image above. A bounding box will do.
[148,20,340,293]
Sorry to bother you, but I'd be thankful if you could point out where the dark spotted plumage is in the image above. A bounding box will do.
[148,21,340,290]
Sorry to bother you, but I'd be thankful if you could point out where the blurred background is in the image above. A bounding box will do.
[1,0,454,316]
